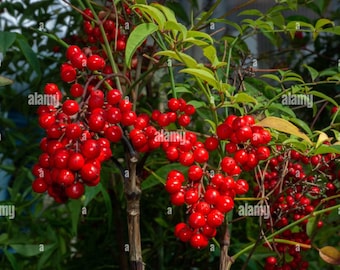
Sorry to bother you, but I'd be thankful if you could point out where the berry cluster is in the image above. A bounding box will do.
[165,114,273,249]
[259,146,340,269]
[31,2,147,202]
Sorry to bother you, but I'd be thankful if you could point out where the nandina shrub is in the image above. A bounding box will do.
[2,0,339,269]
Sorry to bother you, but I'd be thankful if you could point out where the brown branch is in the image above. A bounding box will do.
[125,155,144,270]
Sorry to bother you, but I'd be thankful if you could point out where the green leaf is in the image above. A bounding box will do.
[180,68,218,89]
[0,31,16,54]
[287,117,312,136]
[84,184,101,206]
[183,37,210,47]
[155,50,197,68]
[323,26,340,35]
[203,45,220,67]
[238,9,263,17]
[315,18,334,30]
[132,4,166,30]
[164,21,187,40]
[187,100,206,108]
[268,103,296,117]
[0,75,13,86]
[142,163,185,190]
[4,248,18,269]
[98,182,113,230]
[186,30,213,45]
[152,3,177,22]
[37,244,57,270]
[261,74,281,83]
[256,116,312,145]
[310,90,338,107]
[303,64,319,82]
[15,34,41,79]
[125,23,158,68]
[312,144,340,155]
[306,217,317,237]
[68,199,82,236]
[10,244,54,257]
[0,233,8,244]
[233,92,257,105]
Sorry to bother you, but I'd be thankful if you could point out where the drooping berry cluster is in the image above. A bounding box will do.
[258,146,340,269]
[164,114,273,249]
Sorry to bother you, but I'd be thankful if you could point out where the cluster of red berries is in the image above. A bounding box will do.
[259,147,340,269]
[164,114,273,248]
[217,115,271,171]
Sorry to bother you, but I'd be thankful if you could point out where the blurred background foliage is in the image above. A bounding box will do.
[0,0,339,269]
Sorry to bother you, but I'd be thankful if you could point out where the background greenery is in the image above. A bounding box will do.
[0,0,339,269]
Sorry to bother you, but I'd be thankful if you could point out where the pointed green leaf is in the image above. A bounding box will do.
[186,30,213,44]
[155,50,197,68]
[315,18,334,30]
[10,244,54,257]
[16,34,41,79]
[132,4,166,30]
[312,144,340,155]
[306,216,317,237]
[164,21,187,40]
[0,31,17,53]
[233,92,257,104]
[151,3,177,22]
[180,68,218,89]
[0,76,13,86]
[203,45,219,67]
[303,64,319,81]
[310,90,338,107]
[68,199,82,236]
[238,9,263,17]
[261,74,281,82]
[323,26,340,35]
[125,23,158,68]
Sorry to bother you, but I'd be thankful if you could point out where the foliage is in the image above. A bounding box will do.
[0,0,339,269]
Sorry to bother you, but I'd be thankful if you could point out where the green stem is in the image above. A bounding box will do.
[84,0,122,92]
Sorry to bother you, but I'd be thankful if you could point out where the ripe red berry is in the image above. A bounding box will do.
[188,212,206,228]
[81,139,101,159]
[32,178,48,193]
[193,147,209,163]
[207,209,224,227]
[215,195,234,213]
[190,233,209,249]
[68,152,85,171]
[105,125,123,142]
[66,182,85,199]
[70,83,84,98]
[87,55,106,71]
[168,98,180,111]
[60,63,77,83]
[204,136,219,151]
[62,100,79,116]
[221,157,236,175]
[188,165,203,182]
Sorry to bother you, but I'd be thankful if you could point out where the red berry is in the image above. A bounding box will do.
[66,182,85,199]
[204,136,219,151]
[188,165,203,182]
[193,147,209,163]
[221,157,236,175]
[70,83,84,98]
[81,139,101,159]
[207,209,224,227]
[168,98,179,111]
[190,233,208,249]
[62,100,79,116]
[215,195,234,213]
[32,178,48,193]
[68,152,85,171]
[105,125,122,142]
[60,63,77,83]
[87,55,106,71]
[188,212,206,228]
